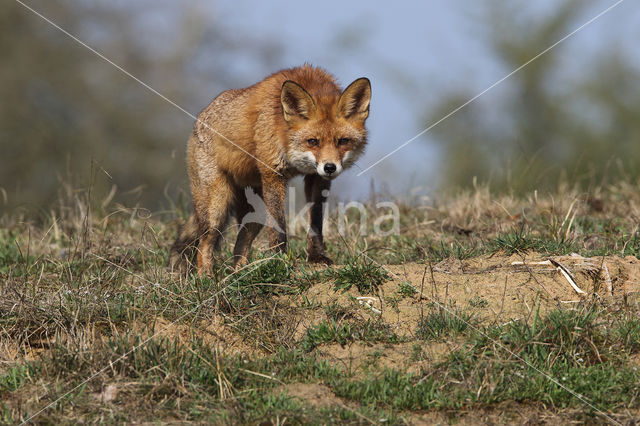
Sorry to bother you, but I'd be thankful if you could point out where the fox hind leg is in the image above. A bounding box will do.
[194,174,235,276]
[169,213,200,274]
[232,186,264,268]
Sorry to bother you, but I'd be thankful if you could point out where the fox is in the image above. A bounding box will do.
[169,64,371,275]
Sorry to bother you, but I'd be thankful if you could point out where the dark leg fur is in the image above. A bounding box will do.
[304,174,333,264]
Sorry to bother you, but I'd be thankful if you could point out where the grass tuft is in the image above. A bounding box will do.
[328,256,389,294]
[302,319,401,352]
[417,306,477,340]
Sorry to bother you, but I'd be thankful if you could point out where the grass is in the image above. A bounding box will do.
[490,225,577,256]
[416,306,477,340]
[302,319,402,352]
[327,255,389,294]
[397,281,418,298]
[2,180,640,422]
[468,295,489,308]
[11,305,638,423]
[0,365,33,392]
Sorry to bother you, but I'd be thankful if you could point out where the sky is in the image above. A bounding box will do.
[16,0,637,206]
[213,1,481,198]
[204,0,638,200]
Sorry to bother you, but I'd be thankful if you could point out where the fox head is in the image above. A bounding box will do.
[281,77,371,179]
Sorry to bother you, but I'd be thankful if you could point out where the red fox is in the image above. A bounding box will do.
[170,65,371,275]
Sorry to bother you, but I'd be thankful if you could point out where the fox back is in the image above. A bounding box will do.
[191,65,370,183]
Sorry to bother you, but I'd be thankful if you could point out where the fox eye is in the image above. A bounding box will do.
[307,138,319,147]
[337,138,350,146]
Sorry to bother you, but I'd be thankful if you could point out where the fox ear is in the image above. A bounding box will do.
[338,77,371,121]
[281,81,316,122]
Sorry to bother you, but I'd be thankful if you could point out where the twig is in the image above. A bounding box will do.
[549,259,585,295]
[419,263,428,322]
[499,273,509,323]
[518,257,552,296]
[602,263,613,296]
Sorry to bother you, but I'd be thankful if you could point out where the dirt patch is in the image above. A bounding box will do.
[385,253,640,325]
[299,254,640,339]
[315,341,453,374]
[629,353,640,368]
[286,253,640,376]
[294,254,640,339]
[405,401,589,425]
[139,316,261,356]
[1,340,52,365]
[282,383,346,409]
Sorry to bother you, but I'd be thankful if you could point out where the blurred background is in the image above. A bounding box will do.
[1,0,639,215]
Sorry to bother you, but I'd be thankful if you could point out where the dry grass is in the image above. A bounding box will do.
[1,180,640,423]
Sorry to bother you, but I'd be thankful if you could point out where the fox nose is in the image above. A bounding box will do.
[324,163,337,174]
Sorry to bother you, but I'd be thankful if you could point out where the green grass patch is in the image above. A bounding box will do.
[328,256,389,294]
[302,319,401,352]
[468,296,489,308]
[417,306,477,340]
[490,225,576,255]
[425,239,481,262]
[0,364,34,392]
[9,306,640,422]
[397,281,418,298]
[23,337,400,423]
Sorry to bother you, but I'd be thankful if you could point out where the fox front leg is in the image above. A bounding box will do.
[260,171,288,252]
[304,174,333,264]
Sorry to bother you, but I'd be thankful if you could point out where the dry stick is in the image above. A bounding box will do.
[560,198,578,242]
[419,263,428,323]
[25,227,31,280]
[584,337,603,364]
[498,272,509,324]
[596,255,613,297]
[429,262,439,305]
[602,263,613,297]
[519,257,552,297]
[238,368,283,384]
[376,268,386,316]
[549,259,586,295]
[524,294,537,326]
[445,281,450,306]
[216,347,235,400]
[564,207,577,243]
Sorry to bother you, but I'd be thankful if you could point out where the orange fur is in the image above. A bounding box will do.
[169,65,371,275]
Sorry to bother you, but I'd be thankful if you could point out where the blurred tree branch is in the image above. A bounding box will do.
[425,0,640,192]
[0,1,282,213]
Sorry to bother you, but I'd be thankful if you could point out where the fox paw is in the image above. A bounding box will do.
[307,253,334,265]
